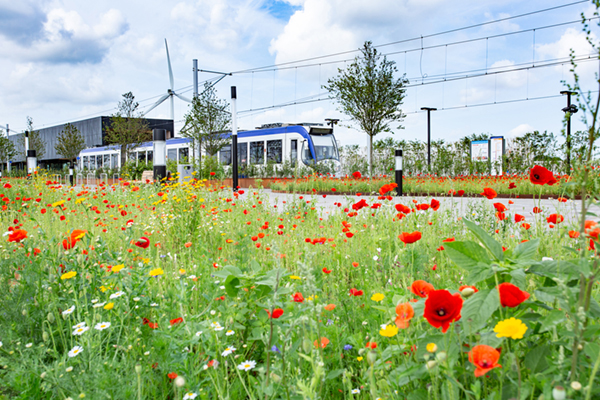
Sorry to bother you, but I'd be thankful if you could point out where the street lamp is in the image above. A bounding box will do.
[560,90,578,173]
[153,129,167,182]
[325,118,339,128]
[420,107,437,169]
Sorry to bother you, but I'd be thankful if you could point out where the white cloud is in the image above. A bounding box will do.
[536,28,596,60]
[507,123,534,138]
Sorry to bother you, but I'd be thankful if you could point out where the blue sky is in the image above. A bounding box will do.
[0,0,598,150]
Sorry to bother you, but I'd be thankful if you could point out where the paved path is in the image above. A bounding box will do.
[260,189,600,225]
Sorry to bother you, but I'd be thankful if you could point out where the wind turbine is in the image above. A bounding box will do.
[144,39,191,119]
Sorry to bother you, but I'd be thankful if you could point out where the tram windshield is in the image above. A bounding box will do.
[302,133,339,164]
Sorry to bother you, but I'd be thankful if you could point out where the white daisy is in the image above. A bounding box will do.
[221,346,236,357]
[91,299,99,304]
[109,291,125,299]
[150,303,159,307]
[226,330,235,336]
[68,346,83,357]
[195,331,203,337]
[237,360,256,371]
[352,389,360,394]
[72,326,89,336]
[92,302,106,308]
[25,343,33,348]
[62,305,75,316]
[94,322,111,330]
[72,322,86,329]
[183,393,197,400]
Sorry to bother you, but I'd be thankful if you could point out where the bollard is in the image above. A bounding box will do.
[395,149,403,196]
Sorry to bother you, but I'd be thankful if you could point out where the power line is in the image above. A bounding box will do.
[231,0,589,74]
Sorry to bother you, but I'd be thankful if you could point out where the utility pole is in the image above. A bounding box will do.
[420,107,437,169]
[560,90,578,174]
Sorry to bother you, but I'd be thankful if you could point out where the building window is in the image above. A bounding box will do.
[138,151,146,164]
[250,141,264,164]
[111,154,118,169]
[147,150,153,163]
[179,147,189,163]
[220,145,231,165]
[129,152,136,162]
[167,149,177,161]
[267,140,282,163]
[104,155,110,168]
[89,156,96,170]
[83,156,88,169]
[237,142,247,165]
[97,155,103,168]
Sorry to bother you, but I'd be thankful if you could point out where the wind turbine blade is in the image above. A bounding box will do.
[165,39,174,91]
[144,93,170,116]
[174,92,191,103]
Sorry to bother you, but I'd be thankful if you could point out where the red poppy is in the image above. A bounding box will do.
[134,237,150,249]
[365,342,377,349]
[292,292,304,303]
[568,230,580,238]
[8,229,27,243]
[416,203,430,211]
[508,182,516,189]
[170,317,184,326]
[349,288,364,296]
[399,231,422,244]
[210,172,216,176]
[521,223,531,230]
[481,188,497,200]
[430,199,440,211]
[496,212,506,221]
[395,204,411,214]
[411,280,434,298]
[167,372,178,379]
[547,175,558,186]
[314,337,330,348]
[469,345,502,377]
[442,237,455,243]
[497,282,530,307]
[395,302,414,329]
[529,165,553,185]
[423,289,463,333]
[459,285,479,293]
[322,267,331,274]
[352,199,369,211]
[493,203,507,213]
[514,214,525,223]
[379,183,397,195]
[345,232,354,238]
[352,171,362,179]
[457,190,465,196]
[546,214,564,224]
[267,308,284,319]
[3,183,11,189]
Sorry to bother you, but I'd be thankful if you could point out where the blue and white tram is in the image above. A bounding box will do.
[216,123,340,170]
[78,138,192,170]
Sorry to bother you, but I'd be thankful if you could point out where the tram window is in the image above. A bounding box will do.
[250,141,264,164]
[267,140,282,163]
[83,156,88,169]
[219,145,231,165]
[111,154,118,169]
[290,140,297,166]
[179,147,189,163]
[167,149,177,161]
[147,150,153,163]
[237,142,248,165]
[97,155,103,168]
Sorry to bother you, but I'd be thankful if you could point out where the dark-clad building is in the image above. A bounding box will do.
[7,116,173,169]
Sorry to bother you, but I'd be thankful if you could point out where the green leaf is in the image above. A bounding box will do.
[540,310,566,333]
[463,218,504,261]
[510,269,527,288]
[213,265,243,279]
[325,369,345,380]
[445,241,492,269]
[461,289,500,330]
[512,238,540,261]
[407,389,428,400]
[524,345,550,373]
[223,275,240,297]
[371,305,390,313]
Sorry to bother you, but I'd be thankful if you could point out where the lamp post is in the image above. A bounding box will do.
[153,129,167,182]
[560,90,578,173]
[420,107,437,169]
[231,86,238,192]
[395,149,403,196]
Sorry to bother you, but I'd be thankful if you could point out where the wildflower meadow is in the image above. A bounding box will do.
[0,165,599,400]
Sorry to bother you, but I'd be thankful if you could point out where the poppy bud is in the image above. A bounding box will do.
[435,351,447,362]
[552,386,566,400]
[270,372,281,383]
[366,350,377,366]
[426,360,437,370]
[302,338,312,353]
[47,313,55,324]
[42,331,49,342]
[460,287,475,298]
[358,348,366,356]
[135,364,142,374]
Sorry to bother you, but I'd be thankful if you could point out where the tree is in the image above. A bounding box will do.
[21,116,46,160]
[324,41,409,177]
[105,92,151,168]
[55,123,86,163]
[0,130,17,171]
[180,82,231,162]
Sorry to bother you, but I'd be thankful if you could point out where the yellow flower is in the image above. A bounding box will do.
[99,285,112,293]
[290,275,301,280]
[75,198,86,204]
[494,317,528,339]
[60,271,77,280]
[52,200,65,208]
[426,343,438,353]
[357,356,364,361]
[112,264,125,273]
[371,293,385,302]
[104,302,114,310]
[379,324,399,337]
[149,268,164,277]
[179,269,186,275]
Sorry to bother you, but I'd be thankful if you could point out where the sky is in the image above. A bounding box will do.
[0,0,599,150]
